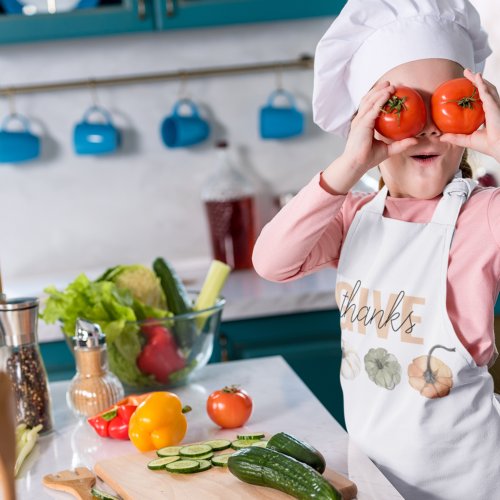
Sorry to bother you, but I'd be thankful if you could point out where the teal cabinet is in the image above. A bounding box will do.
[214,309,345,429]
[0,0,155,44]
[0,0,345,45]
[154,0,345,31]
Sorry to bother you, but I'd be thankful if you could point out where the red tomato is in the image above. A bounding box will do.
[375,86,427,140]
[206,385,253,429]
[431,77,485,134]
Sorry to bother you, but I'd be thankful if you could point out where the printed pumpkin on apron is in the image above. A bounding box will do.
[335,174,500,500]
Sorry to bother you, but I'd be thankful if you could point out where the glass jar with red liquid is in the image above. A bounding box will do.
[202,141,256,270]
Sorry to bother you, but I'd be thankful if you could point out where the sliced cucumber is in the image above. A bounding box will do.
[179,444,213,457]
[203,439,231,451]
[91,487,120,500]
[157,445,183,457]
[165,459,201,474]
[193,459,212,472]
[251,440,268,448]
[236,432,265,440]
[211,453,233,467]
[191,451,214,461]
[231,439,257,450]
[147,456,181,470]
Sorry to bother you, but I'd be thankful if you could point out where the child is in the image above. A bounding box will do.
[252,1,500,498]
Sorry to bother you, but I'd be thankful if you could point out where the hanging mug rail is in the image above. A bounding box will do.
[0,54,314,97]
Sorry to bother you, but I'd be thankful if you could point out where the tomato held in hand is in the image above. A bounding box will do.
[375,86,427,141]
[206,385,253,429]
[431,77,485,134]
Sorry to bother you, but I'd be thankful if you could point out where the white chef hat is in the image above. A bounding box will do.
[313,0,491,138]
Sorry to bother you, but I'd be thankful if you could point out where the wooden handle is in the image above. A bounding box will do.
[42,467,96,500]
[0,372,16,500]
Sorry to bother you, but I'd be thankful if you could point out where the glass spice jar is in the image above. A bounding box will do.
[66,319,124,418]
[0,298,53,433]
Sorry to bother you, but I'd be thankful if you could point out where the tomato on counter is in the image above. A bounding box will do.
[207,385,253,429]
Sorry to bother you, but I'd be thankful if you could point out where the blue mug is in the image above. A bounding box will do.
[260,89,304,140]
[74,106,120,155]
[161,99,210,148]
[0,114,40,163]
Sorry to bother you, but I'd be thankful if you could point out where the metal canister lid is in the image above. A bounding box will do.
[0,297,39,347]
[73,318,106,348]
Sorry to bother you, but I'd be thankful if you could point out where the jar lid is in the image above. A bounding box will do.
[0,297,39,347]
[73,318,106,348]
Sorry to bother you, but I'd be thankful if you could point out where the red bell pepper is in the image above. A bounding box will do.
[87,403,137,440]
[137,323,185,384]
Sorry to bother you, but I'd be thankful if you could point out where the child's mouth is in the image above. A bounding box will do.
[411,154,439,164]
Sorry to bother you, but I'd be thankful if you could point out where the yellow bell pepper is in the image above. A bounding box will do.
[128,392,191,452]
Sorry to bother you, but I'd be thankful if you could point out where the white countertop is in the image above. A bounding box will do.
[34,266,339,343]
[15,356,402,500]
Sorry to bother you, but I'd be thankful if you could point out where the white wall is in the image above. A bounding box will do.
[1,2,499,293]
[0,18,349,289]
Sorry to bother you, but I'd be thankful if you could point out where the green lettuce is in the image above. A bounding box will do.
[40,273,170,386]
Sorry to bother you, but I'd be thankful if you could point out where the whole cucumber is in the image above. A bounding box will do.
[227,447,340,500]
[267,432,326,473]
[153,257,196,351]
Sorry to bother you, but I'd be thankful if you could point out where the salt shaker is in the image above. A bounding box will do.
[67,319,124,418]
[0,297,53,433]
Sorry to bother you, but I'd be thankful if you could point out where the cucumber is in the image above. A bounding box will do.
[191,451,214,461]
[267,432,326,474]
[251,440,268,448]
[211,453,233,467]
[179,444,213,457]
[157,445,183,457]
[203,439,231,451]
[231,439,260,450]
[193,459,212,472]
[236,432,265,440]
[227,447,341,500]
[165,459,201,474]
[153,257,197,349]
[90,487,120,500]
[147,456,180,470]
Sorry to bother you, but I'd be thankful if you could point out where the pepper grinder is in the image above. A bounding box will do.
[67,319,124,418]
[0,297,53,434]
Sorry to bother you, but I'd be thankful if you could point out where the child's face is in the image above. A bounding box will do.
[377,59,466,199]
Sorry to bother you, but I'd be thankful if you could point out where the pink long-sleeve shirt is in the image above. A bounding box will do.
[253,173,500,367]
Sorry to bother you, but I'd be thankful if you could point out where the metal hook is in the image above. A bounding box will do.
[177,71,190,100]
[6,90,16,116]
[88,78,99,107]
[275,65,284,91]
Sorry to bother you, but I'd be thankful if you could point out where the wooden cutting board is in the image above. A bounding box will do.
[94,450,357,500]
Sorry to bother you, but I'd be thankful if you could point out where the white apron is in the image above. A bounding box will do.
[336,173,500,500]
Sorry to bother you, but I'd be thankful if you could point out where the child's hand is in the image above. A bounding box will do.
[440,69,500,163]
[342,81,418,172]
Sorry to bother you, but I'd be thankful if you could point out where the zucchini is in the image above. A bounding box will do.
[191,451,214,461]
[228,447,340,500]
[267,432,326,474]
[153,257,196,349]
[251,440,268,448]
[236,432,265,440]
[231,439,257,450]
[193,459,212,472]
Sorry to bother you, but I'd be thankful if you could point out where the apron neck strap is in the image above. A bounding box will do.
[430,173,477,226]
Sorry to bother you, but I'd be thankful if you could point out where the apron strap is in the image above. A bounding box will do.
[430,175,477,226]
[362,185,388,214]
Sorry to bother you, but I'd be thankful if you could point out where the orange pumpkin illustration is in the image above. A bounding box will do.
[408,344,456,399]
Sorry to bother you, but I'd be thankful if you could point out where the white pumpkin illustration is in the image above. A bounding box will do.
[341,340,361,379]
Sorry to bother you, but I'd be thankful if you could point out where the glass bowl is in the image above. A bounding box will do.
[66,292,225,392]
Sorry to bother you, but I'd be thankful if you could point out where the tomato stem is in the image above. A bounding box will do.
[445,87,480,109]
[222,385,240,393]
[380,95,407,126]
